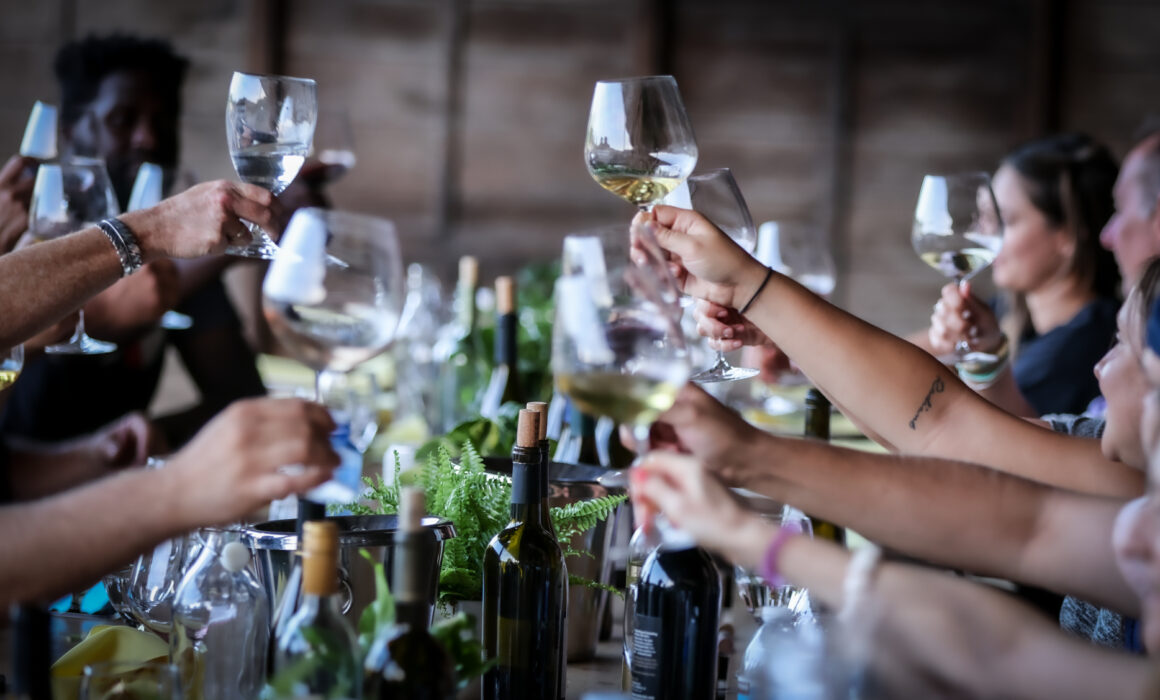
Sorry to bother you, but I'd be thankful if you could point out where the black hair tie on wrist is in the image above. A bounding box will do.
[739,266,774,316]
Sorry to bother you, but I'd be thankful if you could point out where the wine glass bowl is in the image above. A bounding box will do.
[226,71,318,259]
[31,158,119,355]
[584,76,698,210]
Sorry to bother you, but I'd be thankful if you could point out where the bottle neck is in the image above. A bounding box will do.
[456,280,476,334]
[510,445,546,524]
[392,529,435,630]
[494,311,517,368]
[804,388,830,441]
[301,548,340,597]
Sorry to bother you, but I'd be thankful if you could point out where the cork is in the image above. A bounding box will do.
[495,276,516,314]
[398,486,426,533]
[301,520,339,596]
[517,408,540,448]
[459,256,478,287]
[527,402,549,441]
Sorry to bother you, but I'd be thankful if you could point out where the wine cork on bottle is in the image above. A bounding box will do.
[301,520,339,596]
[517,408,540,448]
[398,486,426,533]
[459,256,478,287]
[495,276,516,315]
[527,402,549,441]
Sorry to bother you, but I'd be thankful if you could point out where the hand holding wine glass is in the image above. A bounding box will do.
[585,76,698,210]
[225,71,317,259]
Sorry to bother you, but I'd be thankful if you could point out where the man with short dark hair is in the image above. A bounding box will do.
[0,34,267,448]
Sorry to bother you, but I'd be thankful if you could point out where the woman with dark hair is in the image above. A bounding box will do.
[923,133,1121,416]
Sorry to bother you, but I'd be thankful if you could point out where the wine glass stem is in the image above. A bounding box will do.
[313,370,324,404]
[73,310,89,343]
[632,423,651,457]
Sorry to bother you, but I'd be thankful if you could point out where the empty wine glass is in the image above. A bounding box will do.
[20,100,58,160]
[31,158,119,355]
[263,208,404,502]
[80,661,181,700]
[314,108,357,183]
[127,162,193,331]
[225,71,317,259]
[585,75,698,211]
[664,168,759,383]
[735,504,814,622]
[912,173,1004,358]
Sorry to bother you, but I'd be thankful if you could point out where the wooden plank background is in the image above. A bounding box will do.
[1,0,1158,340]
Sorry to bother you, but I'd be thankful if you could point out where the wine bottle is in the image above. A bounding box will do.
[269,501,328,672]
[480,276,522,419]
[437,256,483,431]
[363,487,456,699]
[10,605,51,700]
[525,401,559,538]
[804,388,846,546]
[273,520,362,699]
[630,524,722,700]
[553,401,601,467]
[483,409,568,700]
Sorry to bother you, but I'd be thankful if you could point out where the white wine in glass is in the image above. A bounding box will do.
[226,71,317,259]
[911,172,1003,357]
[585,76,698,210]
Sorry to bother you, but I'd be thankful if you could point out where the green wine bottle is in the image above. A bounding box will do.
[272,521,363,699]
[804,388,847,547]
[363,488,456,699]
[483,409,568,700]
[526,401,559,539]
[480,276,522,419]
[439,256,484,431]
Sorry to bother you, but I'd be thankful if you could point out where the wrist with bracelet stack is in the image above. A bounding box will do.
[95,217,145,278]
[955,332,1009,389]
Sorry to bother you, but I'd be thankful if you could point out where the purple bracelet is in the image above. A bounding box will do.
[760,523,803,588]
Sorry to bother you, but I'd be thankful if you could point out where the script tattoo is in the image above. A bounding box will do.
[909,376,945,430]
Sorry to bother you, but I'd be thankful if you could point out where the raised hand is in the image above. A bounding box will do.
[928,281,1003,357]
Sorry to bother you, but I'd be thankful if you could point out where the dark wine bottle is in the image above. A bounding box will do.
[483,409,568,700]
[480,276,522,420]
[630,528,722,700]
[804,388,847,546]
[526,401,559,539]
[10,605,51,700]
[554,401,601,467]
[364,487,456,699]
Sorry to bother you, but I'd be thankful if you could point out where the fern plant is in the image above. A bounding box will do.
[350,440,625,604]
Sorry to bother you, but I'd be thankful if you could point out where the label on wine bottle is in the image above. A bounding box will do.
[629,613,662,700]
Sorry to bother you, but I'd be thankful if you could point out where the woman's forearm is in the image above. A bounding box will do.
[745,274,1142,497]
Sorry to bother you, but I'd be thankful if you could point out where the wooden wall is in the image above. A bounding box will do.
[1,0,1158,338]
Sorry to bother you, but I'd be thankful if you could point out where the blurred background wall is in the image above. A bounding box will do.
[2,0,1159,337]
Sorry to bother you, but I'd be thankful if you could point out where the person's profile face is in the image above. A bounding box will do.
[1100,144,1160,294]
[66,69,180,207]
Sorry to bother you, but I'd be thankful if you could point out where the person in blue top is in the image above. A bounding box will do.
[921,133,1121,417]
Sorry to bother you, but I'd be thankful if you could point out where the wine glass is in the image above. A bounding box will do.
[314,108,357,183]
[262,207,404,502]
[735,504,814,622]
[912,172,1004,358]
[584,75,698,211]
[80,661,181,700]
[127,162,193,331]
[758,221,837,299]
[0,344,23,391]
[664,168,760,383]
[30,159,119,355]
[20,100,57,160]
[225,71,317,259]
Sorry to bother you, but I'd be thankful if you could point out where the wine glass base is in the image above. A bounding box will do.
[159,311,194,331]
[691,364,759,384]
[226,240,280,260]
[45,335,117,355]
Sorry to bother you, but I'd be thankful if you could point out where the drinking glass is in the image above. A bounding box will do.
[20,100,58,159]
[664,168,759,382]
[584,75,698,211]
[734,505,814,622]
[125,531,201,636]
[225,71,317,259]
[80,661,181,700]
[912,173,1003,358]
[31,159,119,354]
[314,108,357,183]
[263,207,404,502]
[0,344,23,390]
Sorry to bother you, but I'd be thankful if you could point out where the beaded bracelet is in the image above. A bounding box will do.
[759,521,804,588]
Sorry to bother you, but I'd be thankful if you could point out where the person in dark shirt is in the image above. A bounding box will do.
[923,133,1121,417]
[1,34,267,447]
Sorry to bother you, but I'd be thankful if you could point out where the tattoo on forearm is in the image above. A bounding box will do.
[909,376,945,429]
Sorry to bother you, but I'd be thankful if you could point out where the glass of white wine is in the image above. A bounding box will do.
[912,172,1004,358]
[663,167,760,383]
[226,71,317,259]
[0,344,23,391]
[262,207,404,502]
[31,158,120,355]
[584,75,698,211]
